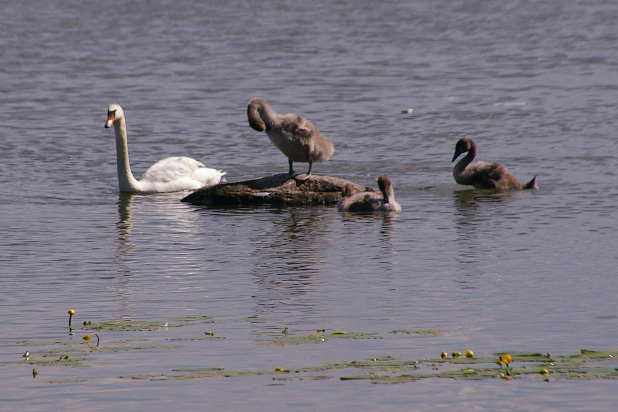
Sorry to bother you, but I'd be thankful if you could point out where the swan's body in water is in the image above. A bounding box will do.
[247,98,334,177]
[104,104,225,194]
[452,138,537,191]
[338,175,401,213]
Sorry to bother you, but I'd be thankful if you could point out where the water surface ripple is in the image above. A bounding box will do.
[1,0,617,410]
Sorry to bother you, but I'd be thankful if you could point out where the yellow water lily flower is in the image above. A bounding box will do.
[499,353,513,365]
[540,368,550,375]
[82,333,100,347]
[452,351,462,358]
[465,350,474,358]
[440,352,449,359]
[67,309,76,328]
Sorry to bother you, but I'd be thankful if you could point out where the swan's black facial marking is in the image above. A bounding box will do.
[105,109,117,128]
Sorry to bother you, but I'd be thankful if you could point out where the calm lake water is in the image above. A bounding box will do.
[1,0,617,410]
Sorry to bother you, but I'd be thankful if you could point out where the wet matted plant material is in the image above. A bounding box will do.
[4,313,617,386]
[117,349,618,383]
[263,330,382,346]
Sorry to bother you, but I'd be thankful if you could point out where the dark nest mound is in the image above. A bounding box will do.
[182,174,370,207]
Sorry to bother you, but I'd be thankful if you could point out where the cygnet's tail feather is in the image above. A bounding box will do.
[523,176,538,190]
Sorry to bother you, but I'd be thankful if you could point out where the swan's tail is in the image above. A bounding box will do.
[523,176,538,190]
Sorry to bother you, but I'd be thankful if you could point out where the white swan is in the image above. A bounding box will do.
[104,104,225,193]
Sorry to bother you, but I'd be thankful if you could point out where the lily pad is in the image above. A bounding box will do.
[390,329,444,336]
[84,320,167,331]
[265,331,381,346]
[48,377,88,384]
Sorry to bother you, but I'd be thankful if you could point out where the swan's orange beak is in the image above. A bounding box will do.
[105,112,115,128]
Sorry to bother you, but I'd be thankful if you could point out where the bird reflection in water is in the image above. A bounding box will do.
[340,209,398,279]
[250,207,334,327]
[116,192,136,255]
[452,189,516,289]
[112,192,137,313]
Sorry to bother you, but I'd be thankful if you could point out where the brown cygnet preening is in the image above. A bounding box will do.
[247,98,334,176]
[451,138,537,191]
[338,175,402,213]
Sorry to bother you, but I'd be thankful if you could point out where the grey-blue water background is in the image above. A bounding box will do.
[1,0,617,410]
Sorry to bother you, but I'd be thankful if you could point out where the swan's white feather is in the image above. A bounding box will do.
[140,156,225,193]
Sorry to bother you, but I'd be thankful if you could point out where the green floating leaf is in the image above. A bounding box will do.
[48,378,88,384]
[167,336,226,342]
[370,374,425,384]
[24,355,90,368]
[390,329,444,336]
[570,349,618,359]
[171,368,225,373]
[340,375,373,381]
[265,331,381,346]
[84,320,167,331]
[168,315,215,324]
[273,375,330,382]
[95,344,182,352]
[370,355,396,361]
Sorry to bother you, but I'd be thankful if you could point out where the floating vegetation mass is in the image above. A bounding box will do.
[2,310,617,386]
[389,329,444,335]
[265,331,382,346]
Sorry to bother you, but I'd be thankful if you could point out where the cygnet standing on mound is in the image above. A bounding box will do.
[451,137,537,191]
[247,98,334,178]
[105,104,225,193]
[338,175,402,213]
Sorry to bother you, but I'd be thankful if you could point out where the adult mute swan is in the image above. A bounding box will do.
[104,104,225,193]
[247,98,334,177]
[338,175,402,213]
[451,138,537,191]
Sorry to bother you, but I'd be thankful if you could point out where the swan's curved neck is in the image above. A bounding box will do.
[453,149,475,185]
[113,118,142,192]
[381,185,395,204]
[256,101,278,129]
